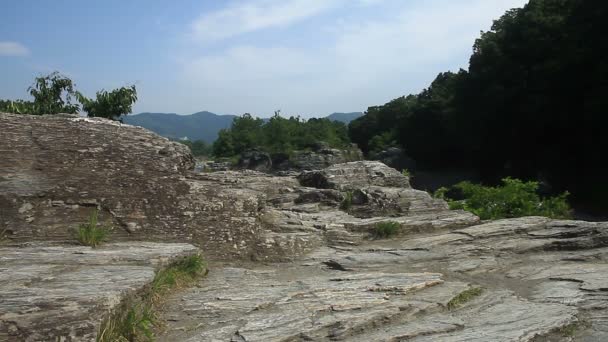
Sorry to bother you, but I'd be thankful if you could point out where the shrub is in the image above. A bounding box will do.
[75,209,110,247]
[373,221,401,239]
[441,178,572,220]
[401,169,411,178]
[340,191,354,211]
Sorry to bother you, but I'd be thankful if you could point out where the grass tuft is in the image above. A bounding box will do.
[373,221,401,239]
[75,209,110,247]
[97,254,207,342]
[447,287,483,310]
[339,191,354,211]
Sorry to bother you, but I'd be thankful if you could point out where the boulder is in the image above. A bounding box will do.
[0,113,262,260]
[298,160,410,191]
[237,149,272,172]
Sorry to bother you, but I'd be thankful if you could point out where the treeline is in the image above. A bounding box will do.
[349,0,608,212]
[212,111,350,157]
[0,72,137,120]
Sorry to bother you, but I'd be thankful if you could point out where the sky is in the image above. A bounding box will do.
[0,0,528,118]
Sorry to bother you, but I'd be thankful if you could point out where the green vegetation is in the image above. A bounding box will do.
[0,72,137,120]
[439,178,571,220]
[98,254,206,342]
[349,0,608,213]
[340,191,354,211]
[0,72,78,115]
[401,169,411,178]
[75,209,110,247]
[373,221,401,239]
[176,139,211,157]
[76,85,137,120]
[447,287,483,310]
[212,111,350,157]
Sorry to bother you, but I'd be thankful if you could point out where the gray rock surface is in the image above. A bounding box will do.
[0,242,199,341]
[287,147,363,171]
[238,149,273,172]
[3,113,607,341]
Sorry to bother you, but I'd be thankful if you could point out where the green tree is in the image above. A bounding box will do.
[76,85,137,120]
[26,72,79,114]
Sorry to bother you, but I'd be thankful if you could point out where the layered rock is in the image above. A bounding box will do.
[0,113,262,260]
[0,242,200,341]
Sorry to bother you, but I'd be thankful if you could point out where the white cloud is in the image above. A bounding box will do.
[0,41,29,56]
[170,0,528,116]
[190,0,341,42]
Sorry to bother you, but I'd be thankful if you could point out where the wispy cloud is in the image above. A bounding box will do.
[0,41,29,57]
[167,0,528,116]
[190,0,341,42]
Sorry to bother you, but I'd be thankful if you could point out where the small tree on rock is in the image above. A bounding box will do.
[76,85,137,121]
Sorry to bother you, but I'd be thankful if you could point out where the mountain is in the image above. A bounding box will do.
[325,112,363,124]
[124,111,364,142]
[123,111,236,143]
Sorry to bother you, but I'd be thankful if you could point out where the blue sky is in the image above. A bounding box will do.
[1,0,527,117]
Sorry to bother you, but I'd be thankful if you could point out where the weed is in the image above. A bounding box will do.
[447,287,483,310]
[97,254,207,342]
[373,221,401,239]
[75,209,110,247]
[340,191,353,211]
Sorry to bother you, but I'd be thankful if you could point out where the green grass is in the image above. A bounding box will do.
[373,221,401,239]
[75,209,110,247]
[401,169,411,178]
[340,191,354,211]
[97,254,207,342]
[447,287,483,310]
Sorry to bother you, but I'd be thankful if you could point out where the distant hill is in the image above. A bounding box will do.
[124,111,363,142]
[326,112,364,124]
[123,111,236,143]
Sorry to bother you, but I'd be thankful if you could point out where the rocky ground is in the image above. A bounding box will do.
[1,113,606,341]
[157,167,608,342]
[0,242,200,341]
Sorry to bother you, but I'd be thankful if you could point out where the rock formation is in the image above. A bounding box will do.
[1,112,607,341]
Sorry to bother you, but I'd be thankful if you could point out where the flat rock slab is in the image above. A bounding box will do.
[0,242,199,341]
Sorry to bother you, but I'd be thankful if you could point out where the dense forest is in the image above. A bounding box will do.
[212,111,350,157]
[348,0,608,214]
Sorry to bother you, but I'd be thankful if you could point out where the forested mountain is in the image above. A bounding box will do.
[123,111,236,142]
[124,111,362,143]
[326,112,363,124]
[348,0,608,213]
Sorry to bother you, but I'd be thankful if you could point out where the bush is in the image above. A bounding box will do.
[373,221,401,239]
[74,209,110,247]
[442,178,572,220]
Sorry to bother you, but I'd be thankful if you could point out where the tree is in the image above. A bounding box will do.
[76,85,138,120]
[27,72,79,114]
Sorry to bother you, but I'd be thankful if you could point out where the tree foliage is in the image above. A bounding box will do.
[437,178,572,220]
[176,139,211,157]
[1,72,79,115]
[76,85,137,120]
[213,111,350,157]
[349,0,608,211]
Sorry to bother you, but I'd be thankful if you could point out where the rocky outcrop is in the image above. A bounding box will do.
[298,160,410,190]
[159,216,608,341]
[3,113,608,341]
[0,242,200,341]
[237,149,272,172]
[0,113,262,260]
[286,146,363,171]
